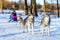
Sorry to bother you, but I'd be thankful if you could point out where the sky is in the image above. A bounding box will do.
[8,0,60,5]
[8,0,44,5]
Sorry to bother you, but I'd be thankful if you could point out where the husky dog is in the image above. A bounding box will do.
[40,13,50,36]
[23,13,34,35]
[17,14,24,31]
[17,13,34,35]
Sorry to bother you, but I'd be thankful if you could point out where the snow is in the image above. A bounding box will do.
[0,11,60,40]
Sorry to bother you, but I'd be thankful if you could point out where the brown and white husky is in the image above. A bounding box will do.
[40,13,50,36]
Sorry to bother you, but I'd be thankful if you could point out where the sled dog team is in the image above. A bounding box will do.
[17,12,50,36]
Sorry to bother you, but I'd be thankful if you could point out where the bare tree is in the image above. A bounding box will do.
[44,0,46,12]
[30,0,32,14]
[57,0,59,17]
[34,0,38,16]
[55,0,59,17]
[24,0,28,15]
[31,0,38,16]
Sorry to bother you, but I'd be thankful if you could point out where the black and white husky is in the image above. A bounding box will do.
[40,12,50,36]
[17,14,24,31]
[23,14,34,35]
[17,13,34,35]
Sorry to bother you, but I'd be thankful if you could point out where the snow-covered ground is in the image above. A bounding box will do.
[0,11,60,40]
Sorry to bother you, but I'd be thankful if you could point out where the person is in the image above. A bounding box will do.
[8,10,17,22]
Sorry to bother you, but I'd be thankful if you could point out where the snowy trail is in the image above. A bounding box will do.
[0,14,60,40]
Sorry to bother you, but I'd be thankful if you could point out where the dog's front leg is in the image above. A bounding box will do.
[18,21,21,30]
[27,23,30,34]
[41,27,44,36]
[31,23,34,35]
[21,23,25,32]
[47,26,50,36]
[40,24,44,36]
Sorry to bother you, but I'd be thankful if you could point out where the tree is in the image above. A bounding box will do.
[34,0,38,16]
[31,0,38,16]
[25,0,28,15]
[0,0,2,10]
[54,0,60,17]
[44,0,46,12]
[57,0,59,17]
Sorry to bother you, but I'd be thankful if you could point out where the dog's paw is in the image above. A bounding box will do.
[40,32,42,34]
[23,31,25,33]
